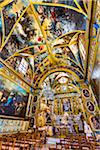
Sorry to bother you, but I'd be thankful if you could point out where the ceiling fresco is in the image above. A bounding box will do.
[0,0,90,87]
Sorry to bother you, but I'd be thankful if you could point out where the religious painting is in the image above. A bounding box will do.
[34,2,86,42]
[0,0,44,59]
[0,75,29,118]
[91,116,100,130]
[6,57,32,83]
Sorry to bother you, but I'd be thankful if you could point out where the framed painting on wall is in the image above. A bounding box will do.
[0,74,29,118]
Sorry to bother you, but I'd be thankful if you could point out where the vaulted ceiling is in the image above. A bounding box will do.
[0,0,99,95]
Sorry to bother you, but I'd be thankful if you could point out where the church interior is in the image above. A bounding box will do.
[0,0,100,149]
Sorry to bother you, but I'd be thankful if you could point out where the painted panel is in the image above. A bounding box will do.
[0,119,29,133]
[0,74,29,118]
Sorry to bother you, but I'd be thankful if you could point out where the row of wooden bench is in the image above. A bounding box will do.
[0,132,99,150]
[55,135,100,150]
[0,131,46,150]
